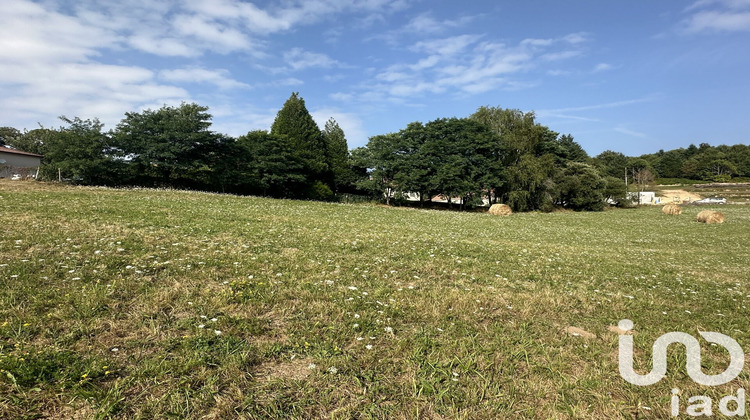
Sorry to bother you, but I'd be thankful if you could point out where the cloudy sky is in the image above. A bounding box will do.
[2,0,749,155]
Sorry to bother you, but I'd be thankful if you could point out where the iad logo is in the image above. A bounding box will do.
[618,319,744,386]
[617,319,746,417]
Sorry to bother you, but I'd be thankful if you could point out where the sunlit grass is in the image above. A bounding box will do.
[1,180,749,418]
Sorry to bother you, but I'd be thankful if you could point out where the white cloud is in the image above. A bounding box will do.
[540,97,657,115]
[684,10,750,31]
[541,50,583,61]
[0,0,114,63]
[172,14,252,52]
[128,34,198,57]
[360,32,586,100]
[370,11,478,44]
[311,108,368,148]
[614,126,648,138]
[536,97,658,123]
[0,0,190,130]
[284,48,343,71]
[682,0,750,32]
[592,63,614,72]
[159,68,251,90]
[330,92,355,102]
[411,34,483,56]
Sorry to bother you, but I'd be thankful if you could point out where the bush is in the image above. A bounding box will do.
[306,181,334,201]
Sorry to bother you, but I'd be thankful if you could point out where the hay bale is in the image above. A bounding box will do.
[488,203,512,216]
[696,210,725,224]
[661,204,682,215]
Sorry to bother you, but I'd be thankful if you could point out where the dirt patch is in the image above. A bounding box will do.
[253,357,314,381]
[657,189,702,203]
[565,326,596,339]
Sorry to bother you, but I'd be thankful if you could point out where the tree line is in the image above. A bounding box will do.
[593,144,750,185]
[1,93,351,201]
[2,93,748,212]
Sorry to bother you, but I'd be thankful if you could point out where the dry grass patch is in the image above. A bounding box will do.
[253,357,314,382]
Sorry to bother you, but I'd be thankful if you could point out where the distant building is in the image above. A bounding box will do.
[0,146,43,178]
[628,191,660,205]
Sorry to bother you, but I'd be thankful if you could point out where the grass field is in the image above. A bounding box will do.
[1,180,749,419]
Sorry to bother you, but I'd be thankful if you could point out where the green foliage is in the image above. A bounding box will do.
[357,133,400,203]
[38,117,122,185]
[361,118,503,208]
[0,127,21,147]
[637,143,750,181]
[470,106,568,211]
[113,102,221,188]
[592,150,629,179]
[306,180,334,201]
[5,128,55,156]
[553,162,606,211]
[235,130,307,197]
[603,176,629,206]
[322,118,352,194]
[271,93,330,185]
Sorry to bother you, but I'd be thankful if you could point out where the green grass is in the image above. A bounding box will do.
[2,180,750,419]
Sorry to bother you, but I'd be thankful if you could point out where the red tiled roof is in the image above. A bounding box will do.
[0,146,43,158]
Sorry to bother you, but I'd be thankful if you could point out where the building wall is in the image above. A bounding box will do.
[0,152,42,178]
[0,152,41,169]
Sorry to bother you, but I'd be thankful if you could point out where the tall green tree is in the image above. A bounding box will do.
[728,144,750,177]
[113,102,221,188]
[358,133,401,204]
[235,131,307,197]
[470,106,557,211]
[593,150,629,179]
[322,118,352,194]
[38,117,120,184]
[553,162,606,211]
[5,127,55,155]
[0,127,21,147]
[554,134,589,163]
[270,93,331,190]
[419,118,502,207]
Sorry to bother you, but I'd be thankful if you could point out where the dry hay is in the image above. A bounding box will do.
[661,204,682,215]
[488,203,512,216]
[696,210,725,224]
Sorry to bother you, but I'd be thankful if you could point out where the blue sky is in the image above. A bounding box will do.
[1,0,749,156]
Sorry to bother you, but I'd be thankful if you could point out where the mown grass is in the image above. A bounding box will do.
[1,180,749,419]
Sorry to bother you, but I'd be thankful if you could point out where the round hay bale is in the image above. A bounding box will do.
[661,204,682,215]
[488,203,512,216]
[696,210,725,224]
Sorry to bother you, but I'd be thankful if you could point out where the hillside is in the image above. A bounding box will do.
[1,180,749,418]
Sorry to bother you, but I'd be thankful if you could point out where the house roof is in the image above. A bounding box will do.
[0,146,43,158]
